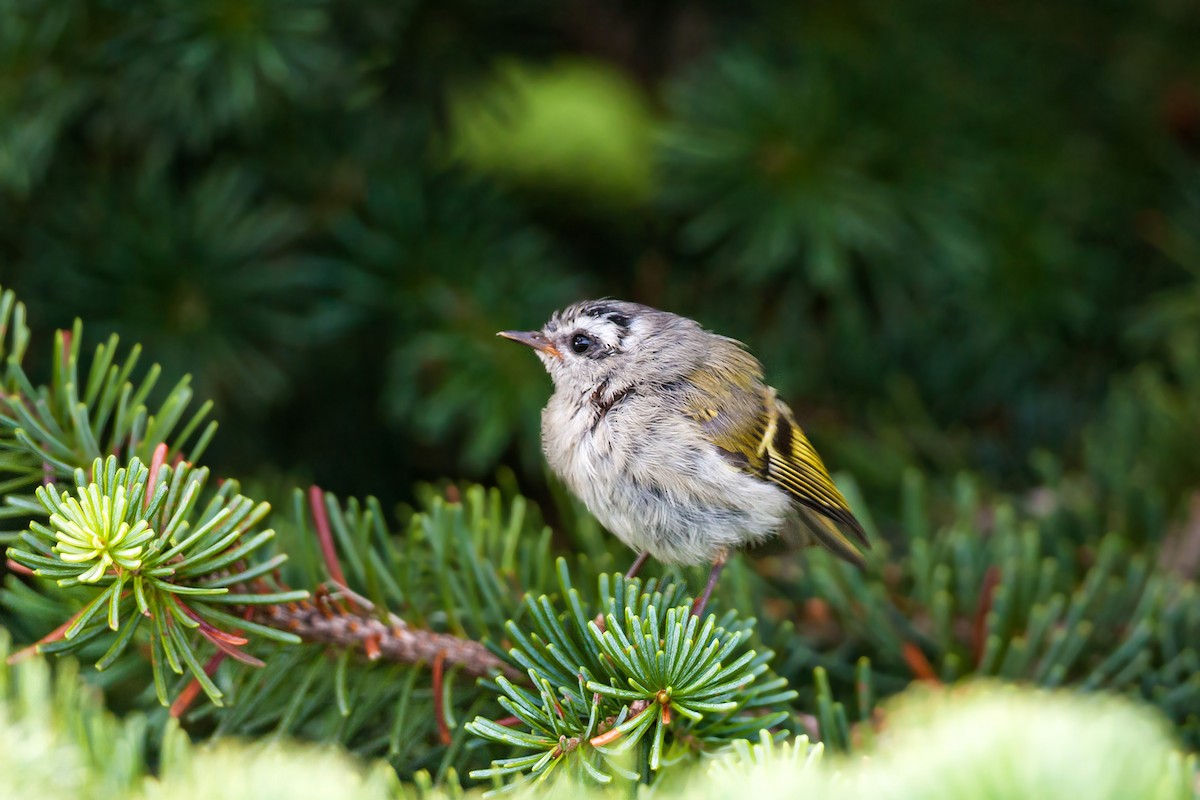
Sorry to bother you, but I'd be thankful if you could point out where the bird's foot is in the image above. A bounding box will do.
[690,550,728,617]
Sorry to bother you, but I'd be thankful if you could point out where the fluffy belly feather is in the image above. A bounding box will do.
[542,392,791,565]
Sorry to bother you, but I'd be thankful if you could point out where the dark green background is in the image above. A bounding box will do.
[2,0,1199,533]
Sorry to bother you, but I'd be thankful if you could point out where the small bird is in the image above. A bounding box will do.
[499,300,869,616]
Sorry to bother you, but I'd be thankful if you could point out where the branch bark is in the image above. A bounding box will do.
[254,600,521,680]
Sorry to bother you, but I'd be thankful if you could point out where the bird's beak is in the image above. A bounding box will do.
[497,330,561,358]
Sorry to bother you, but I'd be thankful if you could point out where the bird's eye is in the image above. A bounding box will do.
[571,333,594,354]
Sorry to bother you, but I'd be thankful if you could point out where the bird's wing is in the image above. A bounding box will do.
[679,340,870,567]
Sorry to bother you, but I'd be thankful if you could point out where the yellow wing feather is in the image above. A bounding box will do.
[680,341,870,568]
[762,396,870,566]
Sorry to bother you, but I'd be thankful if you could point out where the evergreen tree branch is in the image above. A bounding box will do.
[0,287,217,541]
[466,562,796,785]
[4,455,303,705]
[756,470,1200,749]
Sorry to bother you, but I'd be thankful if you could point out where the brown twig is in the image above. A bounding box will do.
[253,600,520,680]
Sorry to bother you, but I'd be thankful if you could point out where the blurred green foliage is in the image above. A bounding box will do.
[1,0,1198,528]
[4,638,1196,799]
[450,59,656,203]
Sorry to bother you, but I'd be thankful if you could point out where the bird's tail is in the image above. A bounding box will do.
[796,506,869,569]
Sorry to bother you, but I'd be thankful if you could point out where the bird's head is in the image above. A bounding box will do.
[498,299,699,395]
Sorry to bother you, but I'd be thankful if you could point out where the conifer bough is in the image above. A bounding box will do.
[6,455,305,705]
[467,565,796,784]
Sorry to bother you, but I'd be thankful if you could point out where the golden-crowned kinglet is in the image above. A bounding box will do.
[499,299,869,616]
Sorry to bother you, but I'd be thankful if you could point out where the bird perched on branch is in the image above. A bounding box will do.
[499,299,869,616]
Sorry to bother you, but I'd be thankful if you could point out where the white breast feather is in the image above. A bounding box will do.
[542,388,791,565]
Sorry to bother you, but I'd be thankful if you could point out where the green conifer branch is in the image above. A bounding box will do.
[766,470,1200,747]
[467,562,796,785]
[5,455,302,705]
[0,287,38,505]
[172,480,569,780]
[0,287,216,540]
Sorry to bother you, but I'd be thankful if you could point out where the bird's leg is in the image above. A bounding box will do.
[691,549,728,617]
[626,551,650,580]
